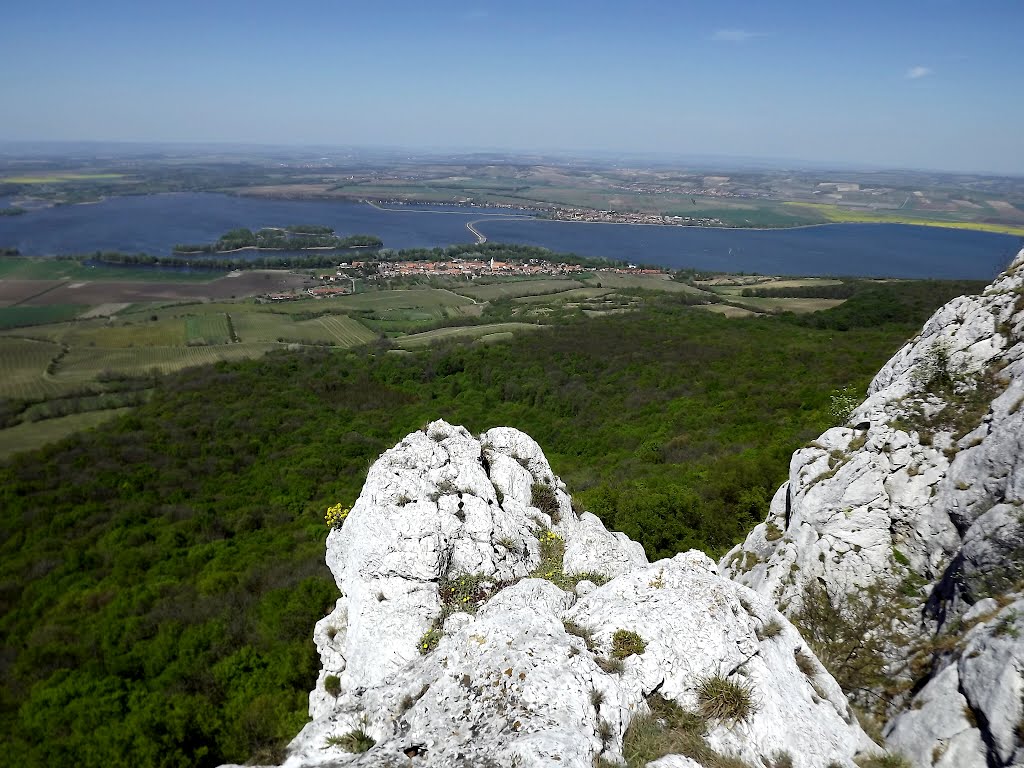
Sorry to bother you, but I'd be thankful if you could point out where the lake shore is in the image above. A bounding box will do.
[1,192,1017,279]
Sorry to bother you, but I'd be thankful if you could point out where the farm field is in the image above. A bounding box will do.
[0,279,70,306]
[0,296,383,401]
[695,304,759,318]
[0,261,312,308]
[582,273,712,296]
[0,261,986,465]
[512,287,611,304]
[698,277,845,292]
[458,278,585,301]
[54,342,280,383]
[4,315,189,346]
[395,322,544,348]
[277,314,378,346]
[0,337,73,399]
[0,407,132,459]
[783,202,1024,236]
[231,311,294,342]
[186,313,233,345]
[266,288,474,313]
[718,296,847,314]
[750,278,845,290]
[0,267,851,408]
[0,304,87,328]
[0,256,222,282]
[2,172,126,183]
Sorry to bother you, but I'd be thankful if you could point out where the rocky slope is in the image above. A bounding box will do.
[722,248,1024,767]
[259,421,879,768]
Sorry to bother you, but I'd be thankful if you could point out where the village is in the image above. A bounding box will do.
[263,256,667,301]
[543,207,725,227]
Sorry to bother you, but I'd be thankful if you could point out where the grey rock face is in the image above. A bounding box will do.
[721,248,1024,767]
[272,421,875,768]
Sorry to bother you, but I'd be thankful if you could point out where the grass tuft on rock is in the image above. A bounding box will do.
[756,618,783,641]
[695,673,756,724]
[324,674,341,697]
[325,729,375,752]
[611,629,646,659]
[531,481,561,523]
[621,693,752,768]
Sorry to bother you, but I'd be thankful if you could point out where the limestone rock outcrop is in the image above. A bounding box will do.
[722,248,1024,767]
[275,421,875,768]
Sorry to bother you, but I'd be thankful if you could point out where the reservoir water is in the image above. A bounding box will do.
[0,192,1019,279]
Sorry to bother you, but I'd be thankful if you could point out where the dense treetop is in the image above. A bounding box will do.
[0,294,943,767]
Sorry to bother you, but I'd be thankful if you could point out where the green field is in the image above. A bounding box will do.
[231,311,294,342]
[328,288,475,311]
[695,304,759,318]
[0,305,88,329]
[0,337,69,399]
[117,302,239,322]
[54,343,279,382]
[512,287,612,304]
[395,322,544,348]
[784,202,1024,236]
[0,257,223,282]
[0,407,132,459]
[747,279,845,290]
[287,315,378,345]
[582,273,712,296]
[0,300,381,397]
[186,313,233,344]
[458,279,585,301]
[7,315,192,347]
[720,296,847,314]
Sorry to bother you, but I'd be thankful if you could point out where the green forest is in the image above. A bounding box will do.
[0,288,958,767]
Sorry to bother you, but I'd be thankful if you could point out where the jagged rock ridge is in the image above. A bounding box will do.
[723,248,1024,768]
[264,421,876,768]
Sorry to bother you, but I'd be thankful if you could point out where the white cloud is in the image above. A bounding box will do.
[711,28,760,42]
[906,66,933,79]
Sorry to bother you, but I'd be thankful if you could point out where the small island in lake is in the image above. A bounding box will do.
[173,225,381,254]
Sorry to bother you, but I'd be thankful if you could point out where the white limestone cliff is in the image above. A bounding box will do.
[722,248,1024,767]
[268,421,876,768]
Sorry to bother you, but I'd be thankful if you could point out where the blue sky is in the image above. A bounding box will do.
[2,0,1023,173]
